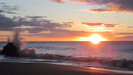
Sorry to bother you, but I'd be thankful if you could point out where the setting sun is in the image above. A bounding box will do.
[79,34,107,44]
[89,34,106,44]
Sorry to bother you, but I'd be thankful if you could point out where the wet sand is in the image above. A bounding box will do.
[0,62,132,75]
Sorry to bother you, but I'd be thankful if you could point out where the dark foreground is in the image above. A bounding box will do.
[0,62,132,75]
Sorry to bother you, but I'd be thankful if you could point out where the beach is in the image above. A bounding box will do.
[0,62,132,75]
[1,41,133,75]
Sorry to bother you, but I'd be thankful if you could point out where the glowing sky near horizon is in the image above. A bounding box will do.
[0,0,133,41]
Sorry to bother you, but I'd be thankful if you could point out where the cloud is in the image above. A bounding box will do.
[28,30,111,39]
[82,22,103,26]
[0,10,4,13]
[0,14,131,40]
[113,33,133,41]
[82,22,116,27]
[24,21,73,33]
[0,2,20,14]
[104,24,116,27]
[0,14,73,33]
[127,26,133,28]
[0,14,17,31]
[117,33,133,35]
[50,0,64,3]
[0,14,113,39]
[26,16,47,18]
[69,0,88,3]
[70,0,133,14]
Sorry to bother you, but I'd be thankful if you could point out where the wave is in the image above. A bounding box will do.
[1,31,133,70]
[1,44,133,70]
[21,51,133,70]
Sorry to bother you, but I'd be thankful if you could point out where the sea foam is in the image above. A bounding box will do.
[1,31,133,70]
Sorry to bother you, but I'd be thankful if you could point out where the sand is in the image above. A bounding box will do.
[0,62,132,75]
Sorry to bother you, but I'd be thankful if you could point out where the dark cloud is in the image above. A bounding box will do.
[25,22,73,33]
[6,12,18,14]
[0,10,4,13]
[0,2,20,14]
[0,13,130,40]
[0,14,112,38]
[70,0,133,14]
[26,16,47,18]
[0,14,17,31]
[0,14,73,34]
[82,22,116,27]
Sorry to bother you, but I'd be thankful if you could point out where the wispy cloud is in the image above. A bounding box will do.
[0,14,17,31]
[113,33,133,41]
[50,0,64,3]
[82,22,116,27]
[50,0,133,14]
[127,26,133,28]
[69,0,88,3]
[0,14,114,39]
[0,1,133,41]
[0,15,73,32]
[0,14,132,40]
[26,16,47,18]
[70,0,133,14]
[0,2,20,14]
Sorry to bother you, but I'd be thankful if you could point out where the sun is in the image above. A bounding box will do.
[89,34,106,44]
[79,34,106,44]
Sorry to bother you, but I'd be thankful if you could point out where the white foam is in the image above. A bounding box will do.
[2,31,133,70]
[12,31,25,51]
[19,48,39,57]
[8,31,39,57]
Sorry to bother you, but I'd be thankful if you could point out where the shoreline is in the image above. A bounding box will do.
[0,62,132,75]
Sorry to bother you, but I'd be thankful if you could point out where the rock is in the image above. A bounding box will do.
[2,42,19,57]
[128,64,133,69]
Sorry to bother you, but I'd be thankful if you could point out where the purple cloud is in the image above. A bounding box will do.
[82,22,116,27]
[0,14,17,31]
[82,22,103,26]
[71,0,133,14]
[0,14,73,34]
[104,24,116,27]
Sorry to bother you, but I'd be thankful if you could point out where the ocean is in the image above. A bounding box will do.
[0,41,133,71]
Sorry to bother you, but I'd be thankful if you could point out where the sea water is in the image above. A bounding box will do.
[0,41,133,71]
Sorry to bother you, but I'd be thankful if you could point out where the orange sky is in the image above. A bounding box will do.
[0,0,133,41]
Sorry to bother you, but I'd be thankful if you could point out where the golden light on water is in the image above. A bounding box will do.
[78,34,107,44]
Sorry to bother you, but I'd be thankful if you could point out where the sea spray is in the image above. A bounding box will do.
[11,31,39,57]
[11,31,66,58]
[12,31,25,51]
[2,32,133,70]
[7,37,12,43]
[0,47,2,54]
[5,31,55,58]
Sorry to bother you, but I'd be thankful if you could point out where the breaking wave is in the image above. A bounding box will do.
[1,31,133,70]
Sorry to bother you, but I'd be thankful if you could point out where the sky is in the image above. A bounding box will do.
[0,0,133,41]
